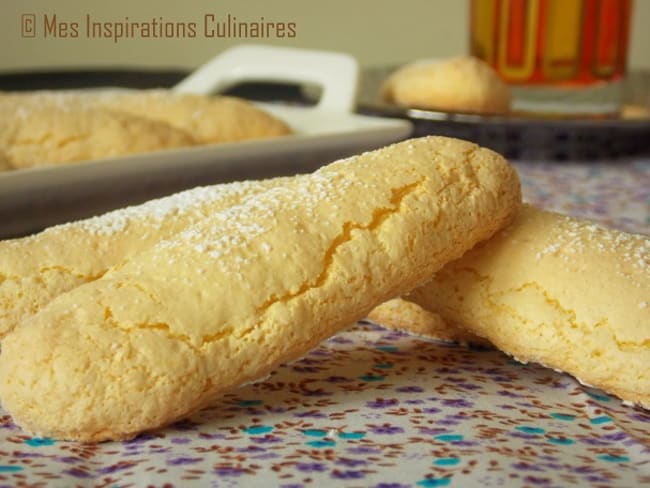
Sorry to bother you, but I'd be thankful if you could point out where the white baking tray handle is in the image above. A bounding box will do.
[173,44,359,113]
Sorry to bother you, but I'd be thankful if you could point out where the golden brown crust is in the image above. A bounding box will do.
[408,204,650,407]
[0,136,521,441]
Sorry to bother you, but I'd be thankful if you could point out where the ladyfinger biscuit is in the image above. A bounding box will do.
[407,204,650,406]
[382,56,511,114]
[0,177,288,340]
[0,136,521,441]
[0,89,290,169]
[368,298,489,345]
[91,89,292,144]
[0,104,195,169]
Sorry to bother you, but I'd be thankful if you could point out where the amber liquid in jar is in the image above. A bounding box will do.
[470,0,633,114]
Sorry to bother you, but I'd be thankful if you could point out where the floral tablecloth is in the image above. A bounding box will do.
[1,158,649,487]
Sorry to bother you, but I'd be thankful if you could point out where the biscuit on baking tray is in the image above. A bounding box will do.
[407,204,650,407]
[0,89,292,169]
[382,55,511,114]
[0,136,521,441]
[368,298,489,345]
[92,89,293,144]
[0,105,195,169]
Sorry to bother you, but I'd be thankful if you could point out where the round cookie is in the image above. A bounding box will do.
[0,136,521,441]
[408,204,650,407]
[382,56,511,114]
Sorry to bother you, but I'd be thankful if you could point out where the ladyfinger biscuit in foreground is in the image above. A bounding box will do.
[0,136,521,441]
[0,178,288,340]
[407,204,650,407]
[368,298,488,345]
[0,173,476,345]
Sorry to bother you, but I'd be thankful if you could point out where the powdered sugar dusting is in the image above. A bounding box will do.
[150,167,357,275]
[534,212,649,275]
[48,179,286,238]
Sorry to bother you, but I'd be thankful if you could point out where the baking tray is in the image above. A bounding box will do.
[358,66,650,161]
[0,46,412,238]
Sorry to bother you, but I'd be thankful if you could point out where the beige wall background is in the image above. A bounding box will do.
[1,0,648,73]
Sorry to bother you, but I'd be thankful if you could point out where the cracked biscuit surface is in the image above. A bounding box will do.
[0,178,288,340]
[407,204,650,407]
[0,89,292,169]
[0,136,521,441]
[0,105,195,169]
